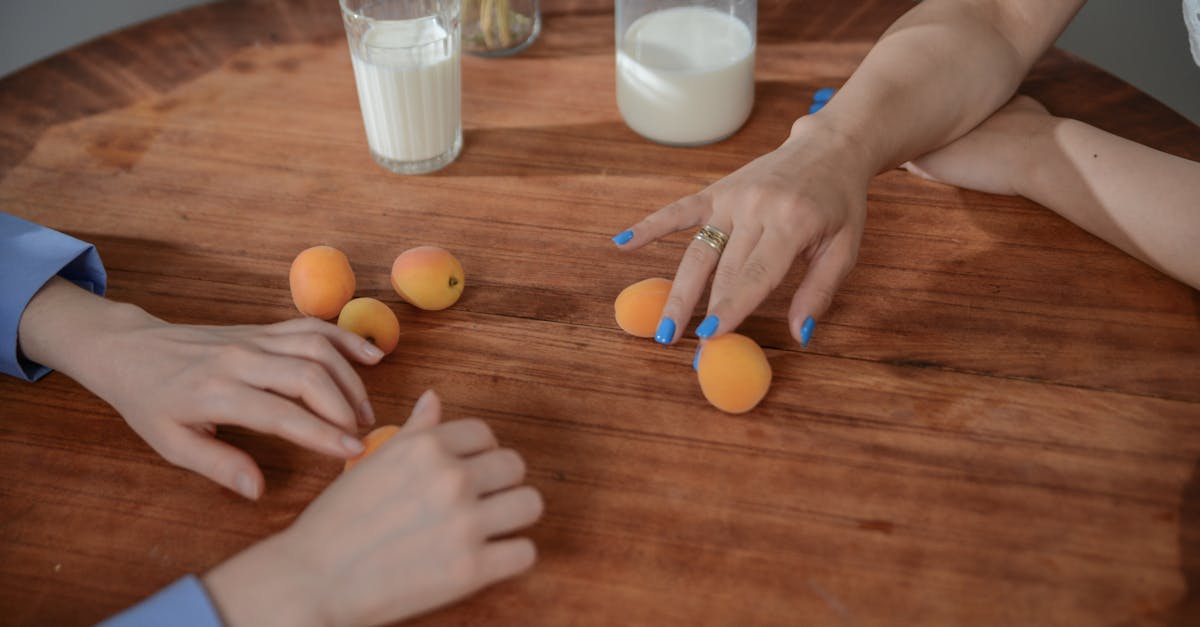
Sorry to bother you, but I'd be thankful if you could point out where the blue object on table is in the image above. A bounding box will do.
[813,87,836,104]
[808,102,825,114]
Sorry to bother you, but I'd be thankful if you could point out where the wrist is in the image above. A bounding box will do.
[18,278,155,376]
[203,532,325,627]
[786,114,878,185]
[1011,114,1068,200]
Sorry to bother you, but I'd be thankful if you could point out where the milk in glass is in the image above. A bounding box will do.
[349,16,462,173]
[616,6,755,146]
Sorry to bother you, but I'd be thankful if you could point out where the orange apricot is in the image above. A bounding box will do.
[390,246,465,311]
[289,245,356,319]
[343,424,400,473]
[337,297,401,355]
[696,333,772,414]
[614,277,672,338]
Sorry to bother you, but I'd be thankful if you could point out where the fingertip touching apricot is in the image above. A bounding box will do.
[614,277,672,338]
[391,246,465,311]
[343,424,400,472]
[290,245,356,319]
[337,297,401,355]
[696,333,772,414]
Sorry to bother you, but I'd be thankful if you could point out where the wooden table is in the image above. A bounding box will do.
[2,0,1198,624]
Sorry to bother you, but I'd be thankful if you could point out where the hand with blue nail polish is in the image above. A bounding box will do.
[610,115,868,348]
[606,0,1120,348]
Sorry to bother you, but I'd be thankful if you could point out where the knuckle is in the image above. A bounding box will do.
[712,263,740,289]
[408,432,444,462]
[297,362,328,387]
[740,259,773,287]
[433,464,470,503]
[216,342,256,367]
[663,294,688,316]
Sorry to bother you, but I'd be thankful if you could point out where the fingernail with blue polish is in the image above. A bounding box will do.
[808,102,824,115]
[813,87,835,104]
[693,346,702,371]
[655,318,676,345]
[612,230,634,246]
[695,315,719,338]
[800,317,816,347]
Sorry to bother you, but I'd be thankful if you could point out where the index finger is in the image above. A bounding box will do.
[611,194,710,250]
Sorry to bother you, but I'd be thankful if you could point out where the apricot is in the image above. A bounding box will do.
[290,245,356,319]
[614,277,672,338]
[390,246,464,311]
[696,333,772,414]
[337,297,401,355]
[343,424,399,472]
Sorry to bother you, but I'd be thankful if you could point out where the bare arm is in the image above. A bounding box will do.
[615,0,1088,347]
[823,0,1085,173]
[908,96,1200,289]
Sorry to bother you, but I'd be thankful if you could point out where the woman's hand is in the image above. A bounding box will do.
[19,278,385,499]
[203,391,544,627]
[612,117,873,347]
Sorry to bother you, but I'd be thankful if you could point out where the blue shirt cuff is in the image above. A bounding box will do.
[0,212,107,381]
[98,575,225,627]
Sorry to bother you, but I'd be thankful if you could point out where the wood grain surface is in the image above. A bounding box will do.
[2,1,1199,625]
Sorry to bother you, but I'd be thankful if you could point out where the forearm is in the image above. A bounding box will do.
[808,0,1083,175]
[1019,118,1200,288]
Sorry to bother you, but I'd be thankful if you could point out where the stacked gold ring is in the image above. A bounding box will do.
[694,224,730,255]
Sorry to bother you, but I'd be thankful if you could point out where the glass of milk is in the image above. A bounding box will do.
[341,0,463,174]
[616,0,756,146]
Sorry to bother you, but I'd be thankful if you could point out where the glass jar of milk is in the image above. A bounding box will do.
[341,0,463,174]
[616,0,756,146]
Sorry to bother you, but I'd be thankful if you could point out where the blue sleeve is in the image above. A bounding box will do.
[98,575,225,627]
[0,212,107,381]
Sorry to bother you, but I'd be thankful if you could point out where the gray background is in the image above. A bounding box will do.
[1,0,1198,124]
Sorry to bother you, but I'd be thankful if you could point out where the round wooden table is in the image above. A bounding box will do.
[2,0,1198,625]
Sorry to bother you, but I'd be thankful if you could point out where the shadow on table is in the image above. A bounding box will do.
[435,80,821,179]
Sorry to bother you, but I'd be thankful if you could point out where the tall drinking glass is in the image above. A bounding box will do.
[615,0,756,146]
[341,0,463,174]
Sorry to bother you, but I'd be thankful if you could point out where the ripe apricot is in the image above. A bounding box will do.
[343,424,399,472]
[290,245,356,319]
[390,246,464,311]
[696,333,772,414]
[337,297,401,355]
[614,278,672,338]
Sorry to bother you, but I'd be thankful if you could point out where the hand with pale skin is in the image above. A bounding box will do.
[204,390,544,627]
[612,118,871,347]
[611,0,1087,348]
[18,277,385,499]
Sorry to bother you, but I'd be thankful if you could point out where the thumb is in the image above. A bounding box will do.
[788,229,858,348]
[155,425,265,500]
[400,389,442,433]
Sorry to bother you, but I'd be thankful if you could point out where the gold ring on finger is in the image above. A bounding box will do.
[694,224,730,255]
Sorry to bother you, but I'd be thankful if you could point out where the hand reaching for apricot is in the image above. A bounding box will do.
[18,278,384,499]
[203,390,543,627]
[612,116,871,347]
